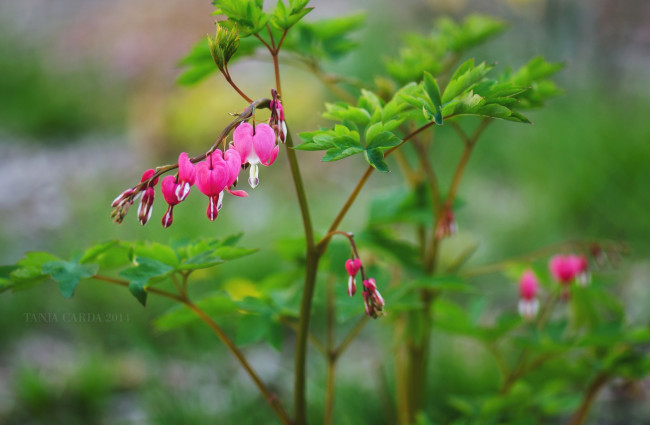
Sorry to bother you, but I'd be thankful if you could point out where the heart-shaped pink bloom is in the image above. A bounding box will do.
[194,149,247,221]
[519,270,539,301]
[232,122,279,188]
[345,258,362,277]
[176,152,196,201]
[549,254,588,285]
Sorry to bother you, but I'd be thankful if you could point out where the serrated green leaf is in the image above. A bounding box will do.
[213,246,258,261]
[442,60,493,104]
[118,257,175,306]
[42,261,98,299]
[80,241,119,264]
[366,131,401,150]
[364,148,389,172]
[423,71,443,125]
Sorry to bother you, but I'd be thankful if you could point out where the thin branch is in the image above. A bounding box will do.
[183,299,292,424]
[333,316,370,359]
[460,240,625,278]
[91,274,291,424]
[317,121,438,254]
[279,316,327,356]
[91,275,184,303]
[221,67,253,103]
[568,373,609,425]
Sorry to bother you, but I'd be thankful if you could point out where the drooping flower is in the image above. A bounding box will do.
[345,258,362,297]
[137,169,159,226]
[549,254,590,286]
[194,149,247,221]
[175,152,196,201]
[435,207,458,239]
[362,278,385,319]
[269,91,287,144]
[231,122,279,189]
[160,176,183,228]
[518,269,540,320]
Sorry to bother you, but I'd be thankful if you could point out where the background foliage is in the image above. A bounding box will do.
[1,0,649,424]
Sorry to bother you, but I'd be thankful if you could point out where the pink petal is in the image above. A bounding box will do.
[161,175,181,205]
[226,187,248,197]
[232,122,254,163]
[178,152,196,185]
[252,123,276,164]
[263,145,279,167]
[224,148,242,186]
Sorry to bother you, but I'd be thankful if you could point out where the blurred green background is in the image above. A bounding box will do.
[1,0,649,423]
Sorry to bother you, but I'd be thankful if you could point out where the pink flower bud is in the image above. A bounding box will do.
[345,258,362,277]
[138,187,155,225]
[111,188,135,208]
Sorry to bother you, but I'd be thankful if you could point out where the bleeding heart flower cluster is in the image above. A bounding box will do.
[514,253,592,319]
[111,99,285,227]
[345,258,384,318]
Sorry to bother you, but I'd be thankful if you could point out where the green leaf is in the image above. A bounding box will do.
[366,131,401,150]
[213,246,259,261]
[364,148,389,172]
[118,257,175,306]
[423,71,443,125]
[80,241,119,264]
[442,60,494,104]
[9,252,61,290]
[133,242,179,267]
[42,261,98,299]
[154,292,238,331]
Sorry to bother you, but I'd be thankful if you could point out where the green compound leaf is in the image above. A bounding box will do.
[118,257,175,306]
[42,261,98,299]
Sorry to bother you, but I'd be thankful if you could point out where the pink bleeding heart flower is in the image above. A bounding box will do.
[345,258,362,296]
[518,269,539,320]
[549,254,589,285]
[160,175,183,228]
[362,278,385,319]
[137,169,159,226]
[194,149,246,221]
[232,122,279,188]
[175,152,196,201]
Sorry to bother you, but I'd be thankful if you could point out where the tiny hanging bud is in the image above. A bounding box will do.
[362,278,385,319]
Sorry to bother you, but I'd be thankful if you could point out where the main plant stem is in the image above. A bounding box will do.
[568,373,608,425]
